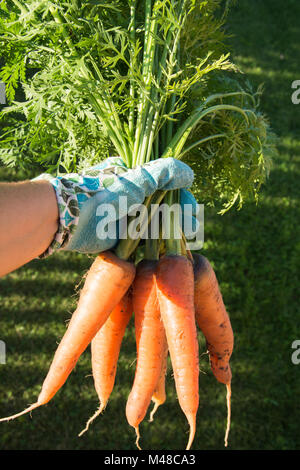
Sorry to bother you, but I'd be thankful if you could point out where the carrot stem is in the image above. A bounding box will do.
[116,190,167,260]
[145,237,159,261]
[164,190,181,256]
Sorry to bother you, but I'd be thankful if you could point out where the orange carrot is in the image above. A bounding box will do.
[0,251,135,422]
[79,289,133,436]
[155,255,199,450]
[193,253,234,447]
[126,260,167,450]
[149,341,168,423]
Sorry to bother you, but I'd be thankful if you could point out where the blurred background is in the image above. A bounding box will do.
[0,0,299,450]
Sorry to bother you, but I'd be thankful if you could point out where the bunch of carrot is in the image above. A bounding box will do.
[0,0,247,450]
[0,239,234,450]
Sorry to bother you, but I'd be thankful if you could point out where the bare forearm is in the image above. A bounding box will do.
[0,180,59,276]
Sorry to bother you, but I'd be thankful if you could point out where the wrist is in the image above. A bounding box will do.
[30,180,59,256]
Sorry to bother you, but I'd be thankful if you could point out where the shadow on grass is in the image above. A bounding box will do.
[226,0,300,136]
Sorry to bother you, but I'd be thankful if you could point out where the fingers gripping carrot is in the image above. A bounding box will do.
[193,253,234,447]
[125,260,167,450]
[79,290,133,436]
[0,251,136,422]
[155,255,199,451]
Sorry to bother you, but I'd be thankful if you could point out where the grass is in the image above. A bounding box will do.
[0,0,299,450]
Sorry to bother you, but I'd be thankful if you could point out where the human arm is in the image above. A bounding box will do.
[0,180,59,277]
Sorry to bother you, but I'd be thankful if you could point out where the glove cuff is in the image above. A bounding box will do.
[33,159,128,258]
[33,173,80,257]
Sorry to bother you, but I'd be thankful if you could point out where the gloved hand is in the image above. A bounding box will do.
[34,157,197,257]
[180,187,200,240]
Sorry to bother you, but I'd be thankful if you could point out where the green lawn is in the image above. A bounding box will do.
[0,0,299,450]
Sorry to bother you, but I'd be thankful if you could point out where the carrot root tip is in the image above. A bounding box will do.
[78,402,106,437]
[185,413,196,451]
[224,383,232,447]
[134,426,142,450]
[0,402,41,423]
[149,402,160,423]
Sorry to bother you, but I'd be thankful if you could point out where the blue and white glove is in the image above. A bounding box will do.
[34,157,197,257]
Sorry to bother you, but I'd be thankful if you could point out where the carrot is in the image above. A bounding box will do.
[155,255,199,451]
[79,289,133,436]
[193,253,234,447]
[149,341,168,423]
[125,260,167,450]
[0,251,135,422]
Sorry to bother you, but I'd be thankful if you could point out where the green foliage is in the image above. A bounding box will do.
[0,0,276,210]
[0,0,118,173]
[185,74,277,212]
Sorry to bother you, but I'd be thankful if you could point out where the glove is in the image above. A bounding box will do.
[34,157,196,257]
[180,188,201,237]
